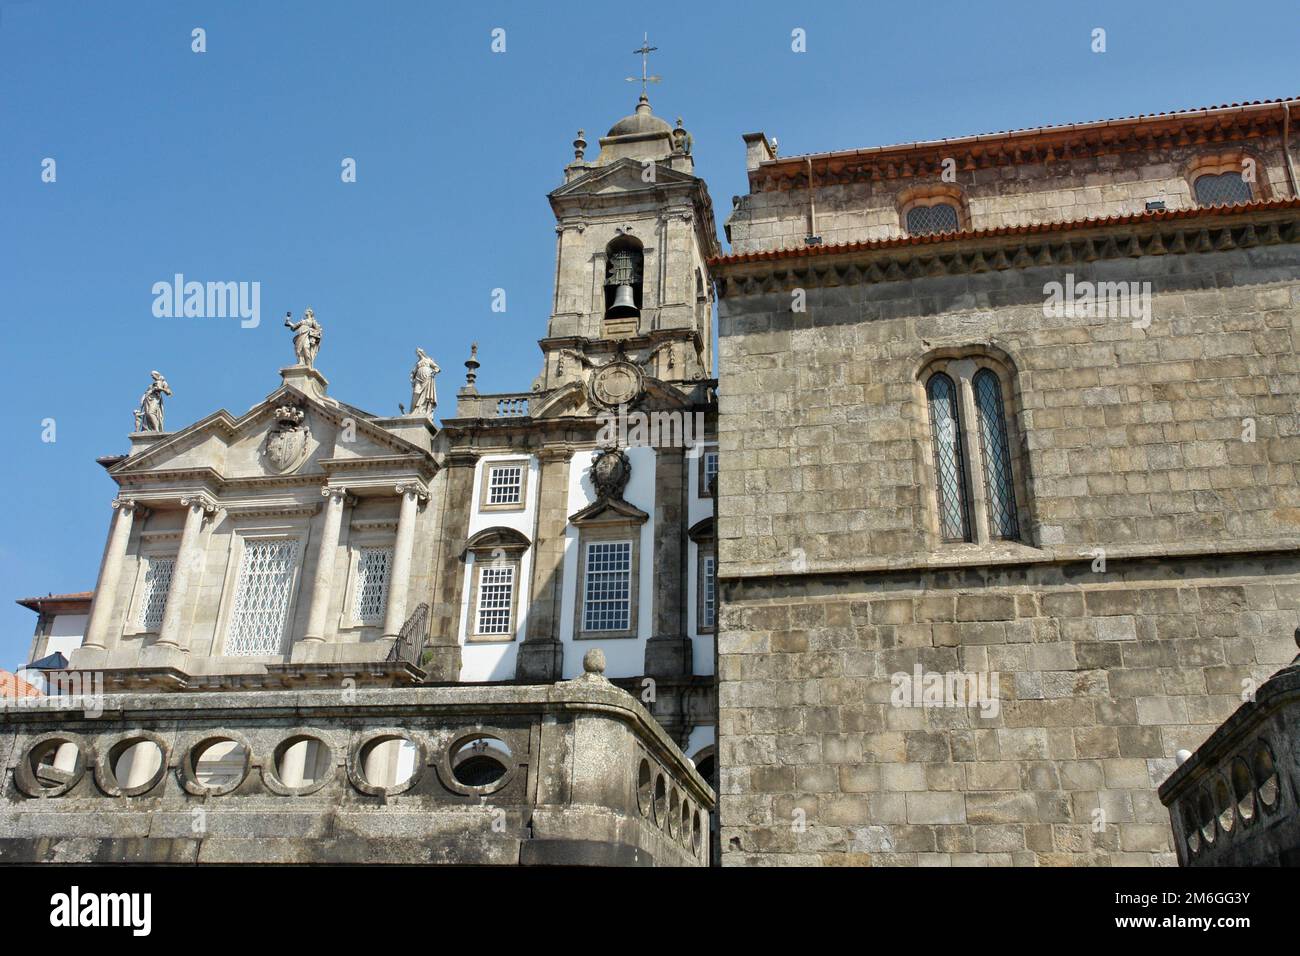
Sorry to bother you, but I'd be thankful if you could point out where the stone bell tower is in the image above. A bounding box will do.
[538,65,719,388]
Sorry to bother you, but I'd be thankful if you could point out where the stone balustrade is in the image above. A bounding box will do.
[0,676,713,865]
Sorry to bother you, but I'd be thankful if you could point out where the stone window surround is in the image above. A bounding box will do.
[209,521,308,661]
[122,528,182,638]
[462,528,530,644]
[915,349,1032,550]
[1185,149,1271,206]
[696,546,717,634]
[465,555,522,643]
[574,525,640,640]
[338,522,397,632]
[479,458,530,513]
[897,183,970,237]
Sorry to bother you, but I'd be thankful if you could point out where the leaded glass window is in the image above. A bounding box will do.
[475,564,515,635]
[487,464,524,506]
[225,539,299,656]
[973,369,1020,540]
[138,556,174,631]
[1194,171,1252,207]
[906,203,960,236]
[583,541,632,632]
[352,547,392,625]
[926,372,971,542]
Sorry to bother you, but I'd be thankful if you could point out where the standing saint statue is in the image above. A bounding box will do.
[409,347,440,417]
[134,370,172,432]
[284,308,323,369]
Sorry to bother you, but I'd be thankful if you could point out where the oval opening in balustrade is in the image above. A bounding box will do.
[1213,774,1234,834]
[1253,741,1279,811]
[637,759,653,817]
[27,738,82,795]
[1230,757,1255,825]
[692,808,704,855]
[274,735,332,789]
[451,735,511,788]
[109,738,165,794]
[190,738,249,792]
[653,774,667,827]
[359,735,420,790]
[1197,788,1216,846]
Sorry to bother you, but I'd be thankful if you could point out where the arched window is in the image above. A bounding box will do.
[1193,171,1253,207]
[925,372,971,542]
[604,236,643,319]
[973,368,1020,540]
[906,203,960,236]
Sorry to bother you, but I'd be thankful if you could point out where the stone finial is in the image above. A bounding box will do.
[573,129,587,162]
[463,342,480,392]
[582,648,606,676]
[1175,749,1193,766]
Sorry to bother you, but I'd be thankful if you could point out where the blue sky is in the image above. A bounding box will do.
[2,0,1297,668]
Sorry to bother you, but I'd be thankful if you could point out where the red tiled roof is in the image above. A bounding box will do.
[767,96,1300,166]
[0,671,43,699]
[15,591,94,613]
[709,197,1300,268]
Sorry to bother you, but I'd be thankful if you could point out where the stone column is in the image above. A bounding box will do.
[382,481,427,640]
[155,494,216,651]
[82,497,143,656]
[302,485,350,643]
[426,454,477,681]
[645,445,691,676]
[517,447,573,682]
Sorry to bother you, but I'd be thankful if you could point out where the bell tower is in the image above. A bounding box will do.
[538,42,719,388]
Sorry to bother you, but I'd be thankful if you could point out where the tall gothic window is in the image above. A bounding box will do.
[973,368,1020,540]
[925,372,971,542]
[923,357,1027,547]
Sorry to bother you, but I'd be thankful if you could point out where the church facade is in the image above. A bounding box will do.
[711,97,1300,865]
[0,92,718,865]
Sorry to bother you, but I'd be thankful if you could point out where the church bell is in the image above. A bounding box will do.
[605,249,642,319]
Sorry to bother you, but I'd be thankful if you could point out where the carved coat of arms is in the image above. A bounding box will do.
[263,404,310,473]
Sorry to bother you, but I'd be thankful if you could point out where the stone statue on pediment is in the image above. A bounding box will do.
[133,370,172,432]
[409,348,440,417]
[284,308,323,369]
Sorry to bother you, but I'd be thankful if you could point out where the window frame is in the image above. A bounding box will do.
[123,528,183,638]
[468,558,521,641]
[1186,152,1267,208]
[697,548,717,634]
[917,353,1030,550]
[575,531,639,640]
[349,545,393,627]
[220,533,303,658]
[698,448,719,498]
[479,459,529,512]
[898,184,970,237]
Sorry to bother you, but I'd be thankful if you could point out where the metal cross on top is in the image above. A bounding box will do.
[626,33,661,97]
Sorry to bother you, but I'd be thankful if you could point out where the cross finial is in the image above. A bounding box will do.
[626,32,661,98]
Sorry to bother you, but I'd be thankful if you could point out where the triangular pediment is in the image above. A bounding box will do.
[550,158,698,200]
[568,496,649,526]
[110,384,433,482]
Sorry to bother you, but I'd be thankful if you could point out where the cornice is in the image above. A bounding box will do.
[711,202,1300,296]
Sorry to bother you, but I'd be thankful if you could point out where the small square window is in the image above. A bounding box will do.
[480,460,528,511]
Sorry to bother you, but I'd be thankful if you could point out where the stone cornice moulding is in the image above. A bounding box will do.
[749,99,1296,192]
[711,205,1300,297]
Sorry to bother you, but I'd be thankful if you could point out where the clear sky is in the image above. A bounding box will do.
[2,0,1297,668]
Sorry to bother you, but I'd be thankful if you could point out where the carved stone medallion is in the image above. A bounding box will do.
[589,360,644,410]
[263,404,310,474]
[590,447,632,501]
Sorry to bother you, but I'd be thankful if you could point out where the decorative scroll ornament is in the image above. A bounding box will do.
[263,403,310,474]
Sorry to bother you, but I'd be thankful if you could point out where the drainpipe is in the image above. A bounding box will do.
[805,157,821,244]
[1283,100,1299,198]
